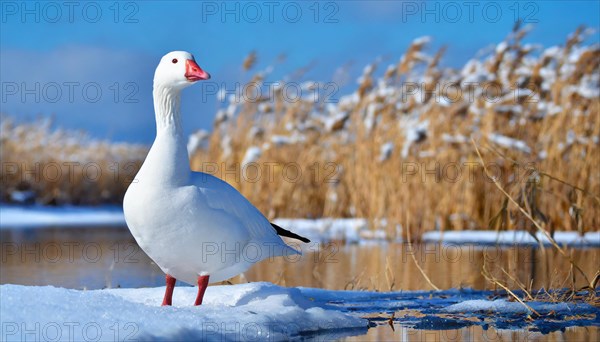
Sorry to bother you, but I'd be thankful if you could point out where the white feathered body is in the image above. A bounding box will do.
[124,118,297,285]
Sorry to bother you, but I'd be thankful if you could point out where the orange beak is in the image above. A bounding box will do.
[185,59,210,81]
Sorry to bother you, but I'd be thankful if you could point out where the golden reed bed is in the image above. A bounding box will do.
[2,27,598,239]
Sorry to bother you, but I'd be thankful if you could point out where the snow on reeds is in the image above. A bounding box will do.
[1,28,598,238]
[190,27,599,237]
[0,116,147,205]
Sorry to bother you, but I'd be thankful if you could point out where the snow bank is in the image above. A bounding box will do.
[444,299,581,316]
[422,230,600,247]
[445,299,530,314]
[0,205,125,229]
[273,218,370,243]
[0,282,367,341]
[2,205,598,247]
[1,283,598,338]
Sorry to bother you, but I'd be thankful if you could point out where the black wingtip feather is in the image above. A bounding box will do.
[271,223,311,243]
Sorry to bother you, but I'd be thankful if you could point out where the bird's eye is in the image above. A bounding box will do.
[172,58,178,64]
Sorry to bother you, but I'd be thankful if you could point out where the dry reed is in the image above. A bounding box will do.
[1,28,598,240]
[191,27,599,238]
[0,115,147,205]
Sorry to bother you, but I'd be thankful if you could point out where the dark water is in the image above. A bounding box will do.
[1,226,599,341]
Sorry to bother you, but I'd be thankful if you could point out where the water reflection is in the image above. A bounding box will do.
[1,226,598,341]
[346,324,599,342]
[1,227,599,292]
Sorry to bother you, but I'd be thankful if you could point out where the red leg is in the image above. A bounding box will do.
[162,274,176,306]
[194,275,210,306]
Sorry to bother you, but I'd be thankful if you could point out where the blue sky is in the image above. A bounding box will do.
[1,1,599,143]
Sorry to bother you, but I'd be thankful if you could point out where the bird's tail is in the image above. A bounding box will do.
[271,222,310,243]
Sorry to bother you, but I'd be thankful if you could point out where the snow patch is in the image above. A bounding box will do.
[378,142,394,162]
[0,205,125,229]
[488,133,531,154]
[241,146,262,166]
[0,283,366,341]
[444,298,578,316]
[423,230,600,247]
[2,206,598,247]
[273,218,370,243]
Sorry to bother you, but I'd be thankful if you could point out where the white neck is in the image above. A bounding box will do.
[140,83,190,186]
[153,84,182,132]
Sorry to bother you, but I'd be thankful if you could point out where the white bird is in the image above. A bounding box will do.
[123,51,309,306]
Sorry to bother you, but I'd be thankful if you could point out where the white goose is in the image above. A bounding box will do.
[123,51,309,306]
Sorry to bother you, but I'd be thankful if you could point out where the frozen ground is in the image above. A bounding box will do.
[0,282,367,341]
[1,205,598,247]
[1,205,598,339]
[1,283,597,341]
[306,287,599,334]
